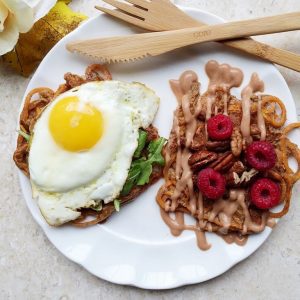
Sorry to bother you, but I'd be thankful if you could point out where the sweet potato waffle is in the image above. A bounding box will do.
[13,64,163,226]
[157,60,300,249]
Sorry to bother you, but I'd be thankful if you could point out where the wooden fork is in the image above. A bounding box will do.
[67,12,300,64]
[95,0,300,72]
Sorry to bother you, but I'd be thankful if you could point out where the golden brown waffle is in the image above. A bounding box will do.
[13,64,163,226]
[157,75,300,239]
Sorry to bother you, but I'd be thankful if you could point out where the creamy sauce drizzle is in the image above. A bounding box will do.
[267,217,277,228]
[169,70,210,250]
[170,71,201,214]
[241,73,264,144]
[208,189,267,235]
[219,232,248,246]
[161,61,271,251]
[205,60,243,120]
[160,209,211,250]
[257,94,266,140]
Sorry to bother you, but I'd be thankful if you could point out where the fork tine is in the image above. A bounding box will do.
[125,0,149,9]
[95,6,148,27]
[102,0,147,18]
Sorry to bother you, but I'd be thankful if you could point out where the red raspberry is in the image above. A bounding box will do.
[250,178,281,209]
[207,114,233,140]
[197,168,226,199]
[246,141,276,171]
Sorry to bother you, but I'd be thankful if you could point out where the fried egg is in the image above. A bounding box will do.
[28,81,159,226]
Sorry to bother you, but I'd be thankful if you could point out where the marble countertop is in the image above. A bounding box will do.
[1,0,299,299]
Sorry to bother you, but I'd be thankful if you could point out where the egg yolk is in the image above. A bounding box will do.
[49,96,103,152]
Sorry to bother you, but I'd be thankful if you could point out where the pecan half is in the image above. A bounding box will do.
[265,169,281,182]
[231,127,242,156]
[225,173,237,186]
[188,150,218,171]
[224,161,246,186]
[209,152,234,172]
[206,140,230,152]
[229,161,245,174]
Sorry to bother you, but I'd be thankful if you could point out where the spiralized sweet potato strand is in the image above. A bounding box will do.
[261,98,300,218]
[262,95,286,128]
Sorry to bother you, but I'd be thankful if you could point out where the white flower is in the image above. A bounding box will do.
[0,0,56,55]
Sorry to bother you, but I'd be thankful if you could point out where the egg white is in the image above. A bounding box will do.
[28,81,159,226]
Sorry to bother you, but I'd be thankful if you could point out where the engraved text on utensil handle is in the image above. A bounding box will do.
[193,30,212,39]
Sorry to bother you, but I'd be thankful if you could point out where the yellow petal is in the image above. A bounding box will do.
[0,1,9,32]
[0,13,19,55]
[3,0,34,33]
[2,1,87,76]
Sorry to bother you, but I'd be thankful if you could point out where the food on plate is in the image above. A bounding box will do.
[157,60,300,250]
[14,64,165,226]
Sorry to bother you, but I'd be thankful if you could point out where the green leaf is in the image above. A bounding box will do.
[114,199,121,212]
[131,157,146,167]
[18,130,30,142]
[90,201,102,212]
[137,163,152,185]
[121,136,166,196]
[147,137,167,166]
[121,164,141,196]
[133,129,148,158]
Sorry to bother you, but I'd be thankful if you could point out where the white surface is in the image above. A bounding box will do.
[1,0,300,298]
[18,6,297,290]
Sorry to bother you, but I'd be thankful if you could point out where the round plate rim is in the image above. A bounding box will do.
[17,5,297,289]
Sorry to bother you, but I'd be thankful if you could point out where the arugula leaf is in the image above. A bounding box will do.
[136,137,166,185]
[133,129,148,158]
[91,201,102,212]
[137,163,152,185]
[147,137,167,166]
[114,199,121,212]
[18,130,30,142]
[121,137,166,195]
[121,164,141,196]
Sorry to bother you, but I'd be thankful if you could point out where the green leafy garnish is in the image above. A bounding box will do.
[114,199,121,212]
[133,129,148,158]
[91,202,102,212]
[136,162,152,185]
[121,163,142,196]
[18,130,30,142]
[147,136,166,166]
[121,136,166,196]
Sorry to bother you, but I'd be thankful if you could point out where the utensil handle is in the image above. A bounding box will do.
[163,12,300,52]
[66,12,300,64]
[224,38,300,72]
[163,3,300,71]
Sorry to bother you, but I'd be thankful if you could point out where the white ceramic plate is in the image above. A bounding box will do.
[18,6,297,289]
